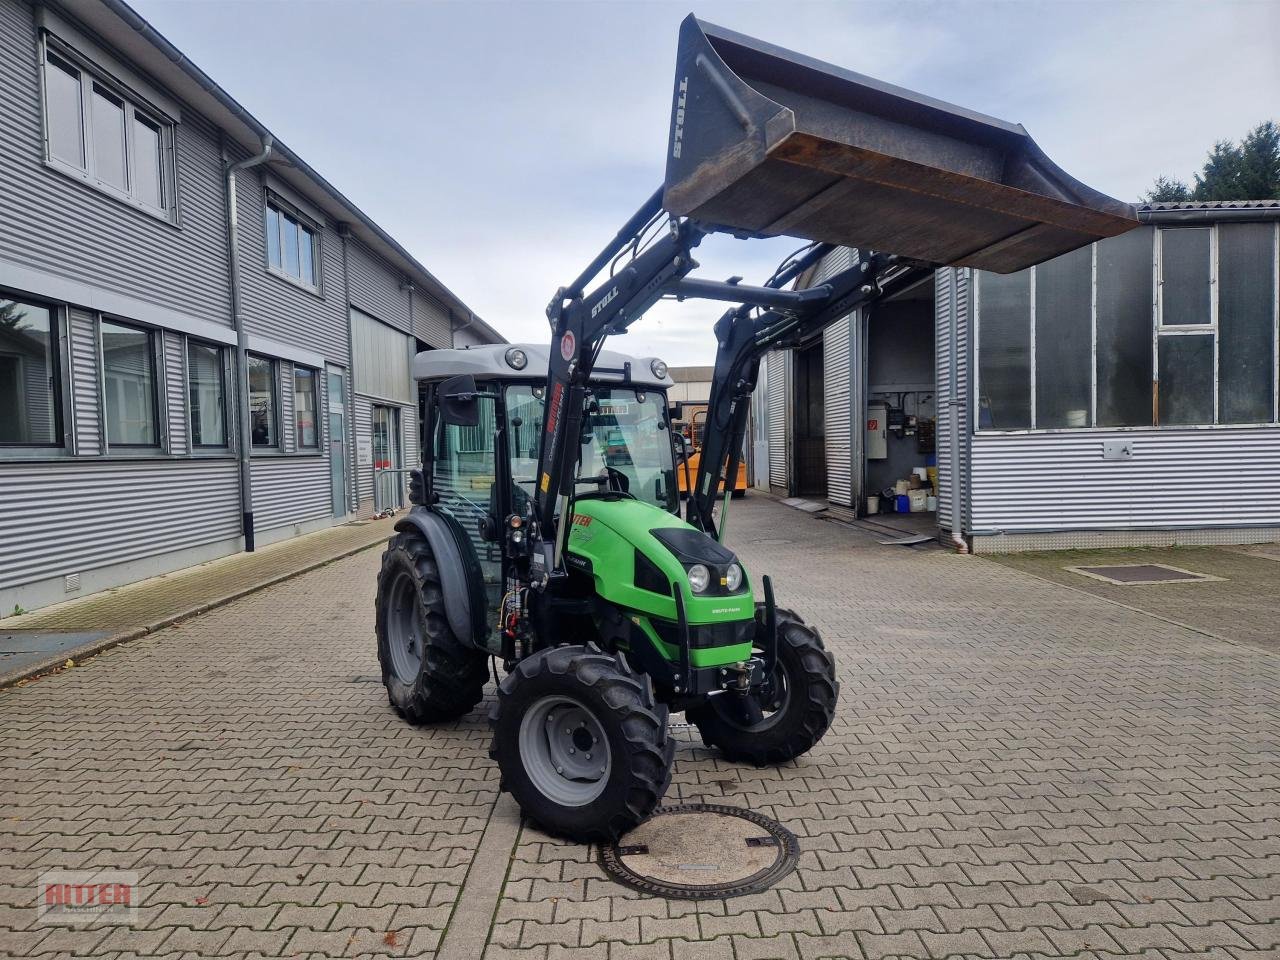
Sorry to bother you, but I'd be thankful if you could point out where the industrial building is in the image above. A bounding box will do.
[0,0,501,614]
[754,201,1280,551]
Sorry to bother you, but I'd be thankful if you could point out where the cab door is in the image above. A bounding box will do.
[431,383,502,637]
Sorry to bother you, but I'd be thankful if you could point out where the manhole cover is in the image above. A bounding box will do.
[599,803,799,899]
[1066,563,1222,585]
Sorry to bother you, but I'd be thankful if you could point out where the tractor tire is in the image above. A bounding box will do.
[375,528,488,723]
[687,614,838,767]
[490,645,674,842]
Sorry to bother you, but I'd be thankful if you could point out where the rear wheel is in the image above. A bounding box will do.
[687,614,838,766]
[376,529,488,723]
[490,645,674,842]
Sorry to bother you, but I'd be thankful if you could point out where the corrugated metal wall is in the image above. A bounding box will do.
[351,309,412,403]
[163,331,187,455]
[0,459,240,589]
[68,308,101,455]
[0,0,231,326]
[413,288,452,348]
[251,457,330,532]
[348,239,410,332]
[970,428,1280,532]
[823,312,856,506]
[766,349,789,491]
[233,164,349,359]
[935,268,970,529]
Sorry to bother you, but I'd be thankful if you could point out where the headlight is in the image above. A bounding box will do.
[650,358,668,380]
[687,563,710,593]
[505,347,528,370]
[724,563,743,592]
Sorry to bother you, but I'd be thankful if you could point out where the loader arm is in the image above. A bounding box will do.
[685,252,933,539]
[529,195,832,586]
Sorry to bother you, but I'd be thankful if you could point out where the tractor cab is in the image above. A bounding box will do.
[410,343,681,644]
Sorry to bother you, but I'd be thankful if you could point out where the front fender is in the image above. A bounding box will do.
[394,506,489,648]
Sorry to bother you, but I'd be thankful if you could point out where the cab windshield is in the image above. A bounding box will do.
[505,384,678,513]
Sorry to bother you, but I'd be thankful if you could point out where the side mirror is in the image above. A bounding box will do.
[439,374,480,427]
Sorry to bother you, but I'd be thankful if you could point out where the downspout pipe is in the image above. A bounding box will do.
[224,134,274,552]
[947,268,968,554]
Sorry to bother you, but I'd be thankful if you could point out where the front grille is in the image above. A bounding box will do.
[652,617,754,651]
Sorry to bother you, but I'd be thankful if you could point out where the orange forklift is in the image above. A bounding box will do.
[672,405,748,499]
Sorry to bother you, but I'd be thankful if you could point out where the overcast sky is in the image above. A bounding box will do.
[133,0,1278,364]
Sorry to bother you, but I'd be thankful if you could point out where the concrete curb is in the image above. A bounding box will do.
[0,539,386,690]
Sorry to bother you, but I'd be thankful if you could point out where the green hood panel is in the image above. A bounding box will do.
[567,498,754,626]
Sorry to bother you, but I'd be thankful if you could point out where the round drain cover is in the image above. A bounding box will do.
[599,803,799,899]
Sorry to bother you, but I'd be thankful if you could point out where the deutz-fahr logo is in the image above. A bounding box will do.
[672,77,688,159]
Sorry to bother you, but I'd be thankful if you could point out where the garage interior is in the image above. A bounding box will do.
[863,276,937,534]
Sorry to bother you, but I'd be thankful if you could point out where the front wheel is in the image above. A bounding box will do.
[687,614,838,766]
[489,645,674,842]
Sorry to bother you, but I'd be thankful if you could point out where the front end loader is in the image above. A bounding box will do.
[374,15,1137,842]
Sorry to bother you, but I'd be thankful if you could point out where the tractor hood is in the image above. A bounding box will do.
[663,15,1137,273]
[566,497,754,627]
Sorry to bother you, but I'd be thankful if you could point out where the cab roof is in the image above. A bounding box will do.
[412,343,674,389]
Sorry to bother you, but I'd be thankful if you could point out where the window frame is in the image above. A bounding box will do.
[263,192,322,294]
[39,35,179,224]
[99,317,161,450]
[247,353,281,453]
[185,337,230,451]
[973,221,1280,435]
[0,291,68,451]
[292,364,321,452]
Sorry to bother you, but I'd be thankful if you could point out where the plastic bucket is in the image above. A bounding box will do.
[908,489,928,513]
[866,494,880,515]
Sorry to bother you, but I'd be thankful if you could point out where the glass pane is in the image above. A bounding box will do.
[1097,226,1154,426]
[1035,245,1093,428]
[977,270,1032,428]
[101,320,155,445]
[0,299,59,444]
[187,341,226,446]
[91,85,127,191]
[282,213,300,279]
[1161,228,1211,326]
[299,224,315,286]
[293,367,318,447]
[248,355,276,447]
[132,115,163,209]
[580,388,678,511]
[1218,222,1275,424]
[44,53,84,167]
[1159,335,1214,425]
[265,206,281,270]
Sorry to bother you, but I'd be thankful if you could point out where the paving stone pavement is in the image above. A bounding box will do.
[2,495,1278,960]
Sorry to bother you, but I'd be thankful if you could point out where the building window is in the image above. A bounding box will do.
[101,320,157,446]
[187,340,227,447]
[293,366,319,449]
[41,43,175,217]
[0,297,62,446]
[977,222,1279,431]
[248,355,278,448]
[265,197,319,289]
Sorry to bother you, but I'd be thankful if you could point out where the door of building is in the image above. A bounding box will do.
[372,404,402,509]
[327,367,348,517]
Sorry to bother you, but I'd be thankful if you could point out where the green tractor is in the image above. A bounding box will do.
[374,16,1136,841]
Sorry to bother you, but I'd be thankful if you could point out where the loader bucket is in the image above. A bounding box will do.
[663,16,1137,273]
